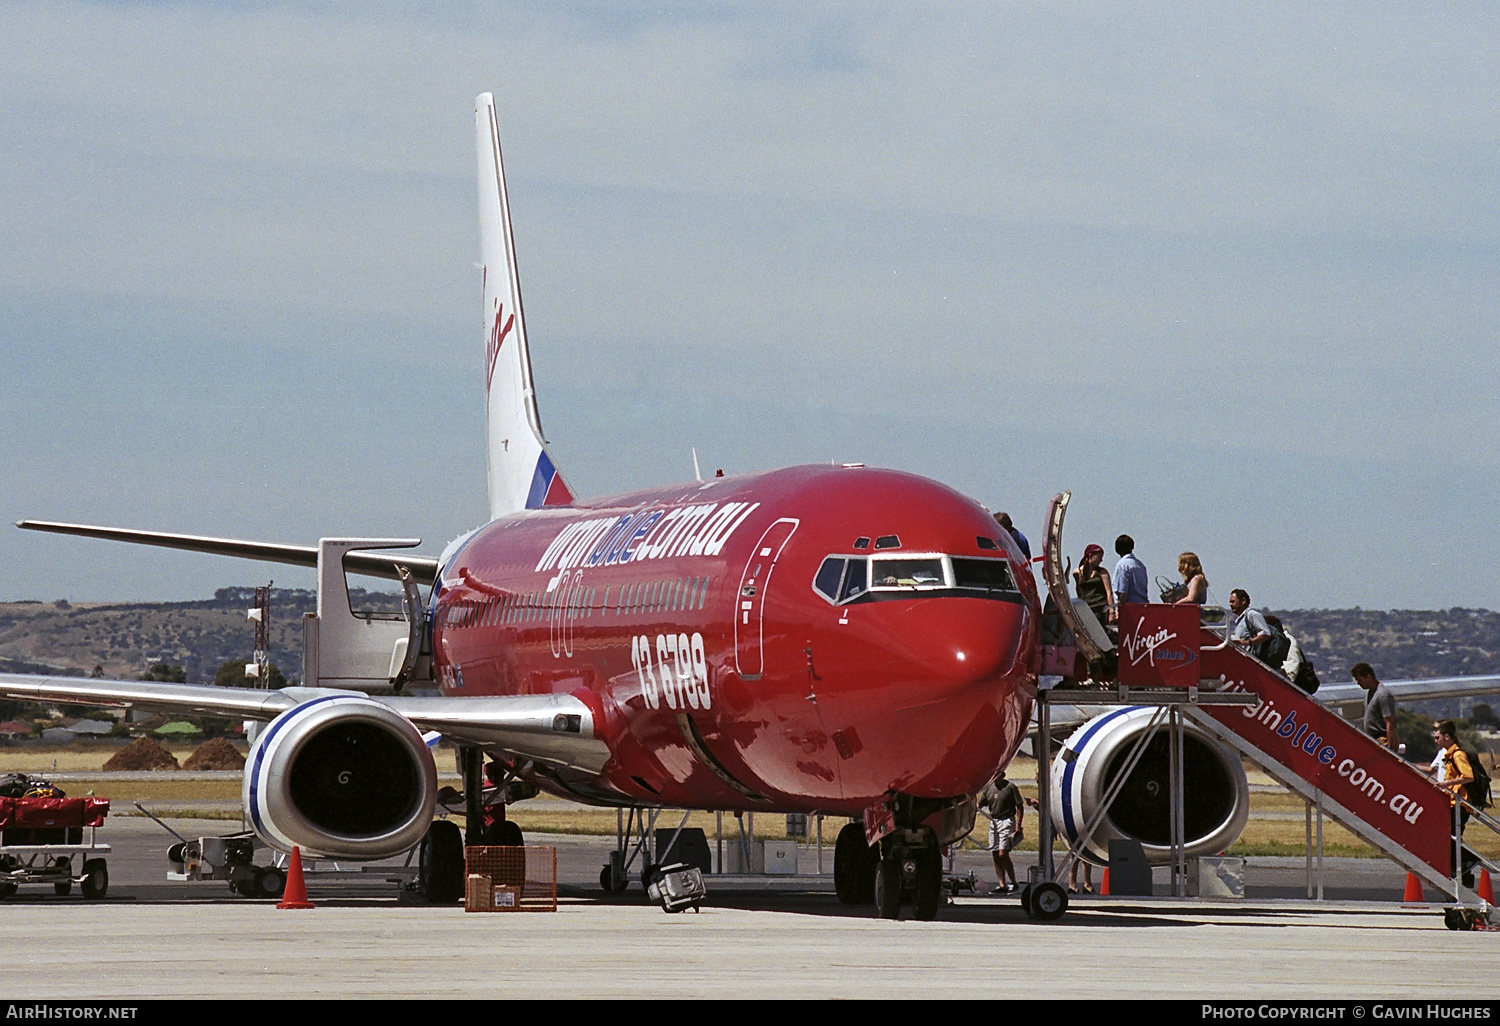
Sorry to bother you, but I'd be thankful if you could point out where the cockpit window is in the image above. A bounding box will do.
[818,553,1017,604]
[871,557,945,588]
[813,557,846,602]
[814,556,872,605]
[874,535,901,550]
[839,558,868,601]
[952,557,1017,592]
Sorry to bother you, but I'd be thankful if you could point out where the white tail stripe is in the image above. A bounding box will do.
[475,92,574,517]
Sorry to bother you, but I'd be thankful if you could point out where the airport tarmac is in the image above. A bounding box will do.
[0,819,1495,1000]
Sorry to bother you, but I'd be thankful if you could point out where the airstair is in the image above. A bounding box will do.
[1038,491,1497,910]
[1188,636,1491,904]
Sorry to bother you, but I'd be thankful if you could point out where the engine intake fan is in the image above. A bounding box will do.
[244,694,438,860]
[1050,706,1249,866]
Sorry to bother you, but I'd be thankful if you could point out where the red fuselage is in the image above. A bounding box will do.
[430,465,1039,815]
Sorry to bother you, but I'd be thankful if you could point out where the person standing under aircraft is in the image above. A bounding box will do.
[1353,662,1401,752]
[1068,852,1095,895]
[1111,535,1149,607]
[980,773,1025,894]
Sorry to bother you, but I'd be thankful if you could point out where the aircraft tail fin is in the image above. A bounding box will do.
[475,92,574,518]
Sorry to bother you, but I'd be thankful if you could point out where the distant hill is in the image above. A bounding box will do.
[0,587,402,685]
[1273,607,1499,683]
[2,593,1496,713]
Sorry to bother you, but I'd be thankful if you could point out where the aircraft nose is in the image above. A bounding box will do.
[828,597,1036,802]
[886,599,1026,684]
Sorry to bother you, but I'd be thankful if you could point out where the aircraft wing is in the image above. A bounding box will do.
[0,673,301,720]
[0,674,608,775]
[1032,674,1500,744]
[384,695,610,774]
[16,521,440,586]
[1315,675,1500,720]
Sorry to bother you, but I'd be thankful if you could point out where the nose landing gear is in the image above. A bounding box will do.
[833,821,945,920]
[833,822,877,905]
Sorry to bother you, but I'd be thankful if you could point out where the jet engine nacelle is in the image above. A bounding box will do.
[1051,707,1249,866]
[244,694,438,860]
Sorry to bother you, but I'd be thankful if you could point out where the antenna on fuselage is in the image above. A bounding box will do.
[692,448,703,483]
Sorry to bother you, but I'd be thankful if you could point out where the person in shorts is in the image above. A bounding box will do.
[980,772,1025,893]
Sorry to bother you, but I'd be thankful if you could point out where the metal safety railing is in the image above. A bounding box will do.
[1452,788,1500,898]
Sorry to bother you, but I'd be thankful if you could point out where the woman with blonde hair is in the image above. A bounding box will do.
[1173,552,1208,605]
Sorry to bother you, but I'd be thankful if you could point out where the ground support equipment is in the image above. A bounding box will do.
[0,796,111,899]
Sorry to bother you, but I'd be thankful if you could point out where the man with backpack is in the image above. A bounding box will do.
[1228,589,1275,655]
[1430,720,1488,888]
[1263,614,1319,692]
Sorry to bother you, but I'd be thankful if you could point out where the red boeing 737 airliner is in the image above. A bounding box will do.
[431,465,1037,813]
[0,94,1039,919]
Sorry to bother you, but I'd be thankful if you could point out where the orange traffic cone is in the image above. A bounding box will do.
[276,846,315,910]
[1479,868,1495,904]
[1401,872,1425,905]
[1100,868,1110,896]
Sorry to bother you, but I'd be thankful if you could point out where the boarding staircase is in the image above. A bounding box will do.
[1040,491,1496,904]
[1187,637,1495,902]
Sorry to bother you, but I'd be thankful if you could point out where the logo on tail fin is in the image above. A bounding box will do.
[486,300,515,392]
[527,450,574,509]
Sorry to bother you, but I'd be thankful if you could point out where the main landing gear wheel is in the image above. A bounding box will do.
[874,856,903,920]
[834,823,876,905]
[417,820,465,904]
[252,867,286,900]
[482,819,524,847]
[1027,881,1068,921]
[1018,883,1033,917]
[912,850,943,921]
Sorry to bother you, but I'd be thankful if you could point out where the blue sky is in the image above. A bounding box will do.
[1,2,1496,609]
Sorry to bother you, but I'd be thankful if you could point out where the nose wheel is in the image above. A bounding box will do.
[872,840,945,921]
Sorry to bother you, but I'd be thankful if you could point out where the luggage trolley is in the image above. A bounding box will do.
[0,795,111,900]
